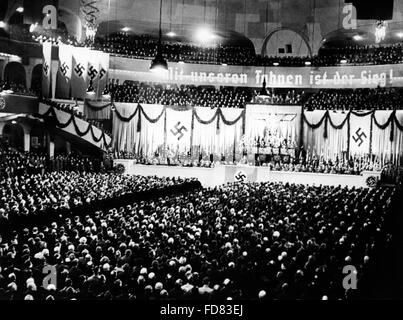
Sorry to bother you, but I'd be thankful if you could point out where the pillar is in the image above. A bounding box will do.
[49,141,55,158]
[23,131,31,152]
[20,122,32,152]
[45,132,55,158]
[66,141,71,154]
[0,122,5,136]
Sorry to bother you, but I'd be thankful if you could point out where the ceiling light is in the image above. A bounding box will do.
[16,7,24,13]
[150,0,168,74]
[150,50,168,73]
[195,27,215,44]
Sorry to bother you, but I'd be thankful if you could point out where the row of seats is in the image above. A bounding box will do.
[0,180,396,300]
[109,81,303,108]
[91,32,403,67]
[110,81,403,110]
[305,88,403,111]
[4,27,403,67]
[3,78,403,111]
[0,147,105,179]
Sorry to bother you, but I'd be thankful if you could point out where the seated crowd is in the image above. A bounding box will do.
[317,45,403,66]
[0,181,396,300]
[0,146,103,179]
[264,156,382,175]
[110,81,251,108]
[109,80,303,108]
[93,33,256,65]
[110,82,403,110]
[0,169,201,233]
[90,32,403,67]
[4,26,403,67]
[305,88,403,111]
[0,80,37,97]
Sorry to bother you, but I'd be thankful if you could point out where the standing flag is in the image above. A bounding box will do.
[56,44,73,99]
[71,47,89,99]
[98,52,110,96]
[349,113,371,156]
[42,42,52,98]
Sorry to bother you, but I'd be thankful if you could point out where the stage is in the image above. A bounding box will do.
[114,159,381,188]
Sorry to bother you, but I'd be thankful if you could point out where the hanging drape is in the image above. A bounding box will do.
[192,107,217,156]
[40,103,111,148]
[111,103,140,152]
[111,103,245,160]
[302,110,403,164]
[84,100,112,120]
[372,111,403,166]
[139,104,165,157]
[218,108,244,159]
[303,111,349,160]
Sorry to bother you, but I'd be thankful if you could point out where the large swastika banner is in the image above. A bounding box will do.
[349,113,371,155]
[166,106,192,154]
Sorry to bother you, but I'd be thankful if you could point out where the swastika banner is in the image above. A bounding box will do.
[166,106,192,154]
[98,52,110,96]
[71,47,89,99]
[42,42,52,98]
[349,113,371,155]
[86,50,102,95]
[56,44,73,99]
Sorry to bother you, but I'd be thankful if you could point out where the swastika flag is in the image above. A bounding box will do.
[166,106,192,154]
[86,50,102,96]
[98,51,109,96]
[56,44,73,99]
[71,47,89,99]
[42,42,52,98]
[349,113,371,156]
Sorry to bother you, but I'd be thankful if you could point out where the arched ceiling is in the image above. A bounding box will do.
[2,0,403,53]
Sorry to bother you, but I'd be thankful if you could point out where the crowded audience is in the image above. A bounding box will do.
[263,156,382,175]
[110,81,252,108]
[0,181,396,300]
[89,32,403,67]
[109,80,304,107]
[305,87,403,111]
[0,169,201,233]
[0,144,103,179]
[0,80,37,97]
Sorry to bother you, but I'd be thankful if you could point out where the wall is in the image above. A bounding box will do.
[116,161,381,188]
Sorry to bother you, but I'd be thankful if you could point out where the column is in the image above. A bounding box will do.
[23,131,31,152]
